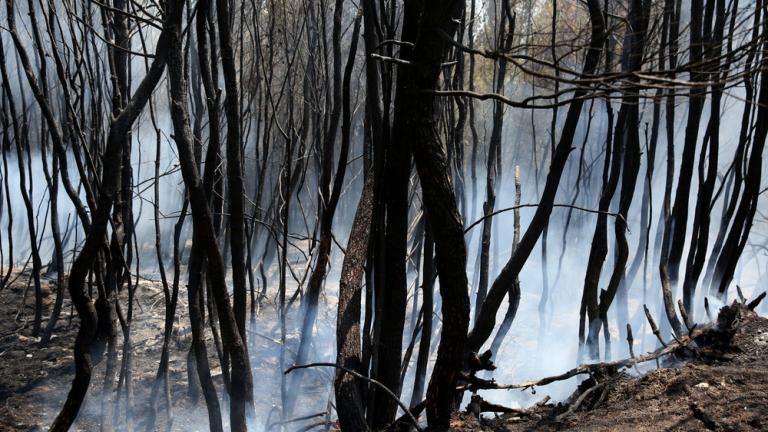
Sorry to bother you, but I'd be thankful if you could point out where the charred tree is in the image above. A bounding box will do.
[467,0,606,354]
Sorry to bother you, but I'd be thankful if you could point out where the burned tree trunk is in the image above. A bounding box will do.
[681,0,727,315]
[410,219,435,408]
[165,4,253,429]
[370,1,420,426]
[708,3,768,297]
[658,0,686,336]
[293,2,362,408]
[666,0,708,290]
[397,0,473,426]
[468,0,606,354]
[217,0,249,350]
[704,0,761,292]
[489,166,522,356]
[34,0,177,427]
[334,175,374,432]
[583,0,648,360]
[475,0,514,325]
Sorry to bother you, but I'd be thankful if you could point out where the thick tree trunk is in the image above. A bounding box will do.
[334,175,374,432]
[217,0,249,351]
[396,1,473,426]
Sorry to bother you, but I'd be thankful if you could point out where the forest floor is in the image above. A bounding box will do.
[0,267,309,431]
[0,267,205,431]
[2,266,767,431]
[451,301,768,431]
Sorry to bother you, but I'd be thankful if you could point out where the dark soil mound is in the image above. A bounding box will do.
[452,301,768,431]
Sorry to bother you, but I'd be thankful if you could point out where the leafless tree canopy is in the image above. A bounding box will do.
[0,0,767,430]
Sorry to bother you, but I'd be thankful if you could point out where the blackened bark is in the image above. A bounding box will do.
[658,0,686,336]
[165,5,253,430]
[489,166,522,357]
[41,0,175,426]
[334,175,374,432]
[4,1,91,230]
[0,35,43,337]
[395,1,471,426]
[468,0,605,354]
[217,0,249,351]
[370,1,421,426]
[666,0,707,288]
[294,1,362,396]
[410,221,434,408]
[704,0,760,290]
[681,0,727,314]
[708,4,768,297]
[585,0,647,359]
[40,134,65,344]
[476,1,513,325]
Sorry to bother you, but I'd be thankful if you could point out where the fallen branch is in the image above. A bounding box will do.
[465,325,710,392]
[470,301,754,395]
[556,381,606,420]
[284,363,423,432]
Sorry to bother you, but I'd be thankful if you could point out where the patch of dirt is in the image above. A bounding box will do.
[3,267,766,432]
[0,272,78,431]
[452,302,768,431]
[0,269,220,431]
[0,267,325,431]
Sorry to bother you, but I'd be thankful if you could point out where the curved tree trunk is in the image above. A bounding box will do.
[468,0,606,354]
[165,6,253,430]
